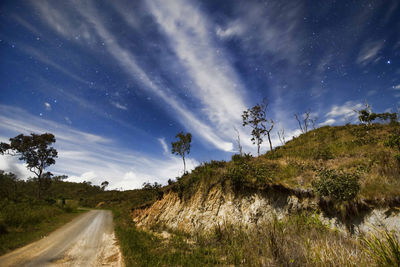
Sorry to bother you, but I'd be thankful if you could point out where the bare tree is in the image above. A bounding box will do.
[277,127,286,146]
[310,116,318,130]
[294,113,304,133]
[294,110,317,133]
[233,126,243,156]
[266,120,274,151]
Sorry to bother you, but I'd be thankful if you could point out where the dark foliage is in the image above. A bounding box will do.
[312,169,360,202]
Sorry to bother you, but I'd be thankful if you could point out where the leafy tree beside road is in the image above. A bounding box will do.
[0,133,58,199]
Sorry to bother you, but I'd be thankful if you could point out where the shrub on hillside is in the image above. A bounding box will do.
[312,169,360,202]
[385,132,400,150]
[385,130,400,163]
[227,160,276,191]
[231,153,253,163]
[313,146,334,160]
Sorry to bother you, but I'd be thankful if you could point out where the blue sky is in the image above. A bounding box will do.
[0,0,399,189]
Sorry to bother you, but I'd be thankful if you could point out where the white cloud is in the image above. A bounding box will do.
[216,23,245,39]
[0,155,32,179]
[324,101,363,124]
[158,138,169,154]
[111,101,128,110]
[28,0,98,45]
[215,1,304,65]
[319,118,336,126]
[12,14,41,36]
[17,44,88,84]
[0,105,199,189]
[357,40,384,66]
[148,0,248,125]
[65,117,72,124]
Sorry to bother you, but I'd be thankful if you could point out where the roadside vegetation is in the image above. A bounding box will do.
[113,207,398,266]
[0,172,84,255]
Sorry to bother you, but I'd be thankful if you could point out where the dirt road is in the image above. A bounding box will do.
[0,210,124,267]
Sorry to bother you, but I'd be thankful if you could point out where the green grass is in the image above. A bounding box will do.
[114,209,378,266]
[0,200,85,255]
[362,229,400,266]
[113,208,220,266]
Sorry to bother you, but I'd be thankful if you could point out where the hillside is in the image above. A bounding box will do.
[128,123,400,258]
[124,123,400,266]
[158,123,399,203]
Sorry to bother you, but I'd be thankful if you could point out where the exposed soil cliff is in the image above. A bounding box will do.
[133,183,400,235]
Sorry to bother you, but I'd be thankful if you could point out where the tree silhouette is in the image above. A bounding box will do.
[0,133,58,199]
[171,132,192,174]
[277,127,286,146]
[356,101,398,126]
[242,101,274,156]
[294,110,317,134]
[101,181,109,191]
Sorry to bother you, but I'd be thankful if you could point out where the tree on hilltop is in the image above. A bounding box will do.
[294,110,317,134]
[0,133,58,199]
[356,100,398,126]
[242,100,274,156]
[171,132,192,174]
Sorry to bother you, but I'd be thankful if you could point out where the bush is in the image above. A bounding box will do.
[227,160,276,191]
[312,169,360,202]
[385,132,400,151]
[313,146,334,160]
[231,153,252,163]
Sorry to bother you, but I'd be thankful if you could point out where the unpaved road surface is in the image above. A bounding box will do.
[0,210,124,267]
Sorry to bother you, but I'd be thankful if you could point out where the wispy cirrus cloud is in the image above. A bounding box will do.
[357,40,384,66]
[16,44,89,84]
[158,137,169,155]
[29,0,247,152]
[111,101,128,111]
[147,0,248,133]
[216,1,304,65]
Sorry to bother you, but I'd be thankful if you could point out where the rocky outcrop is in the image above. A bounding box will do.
[132,184,400,235]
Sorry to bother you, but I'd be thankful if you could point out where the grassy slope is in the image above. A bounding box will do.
[168,123,400,202]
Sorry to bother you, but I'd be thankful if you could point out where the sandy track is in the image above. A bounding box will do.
[0,210,124,267]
